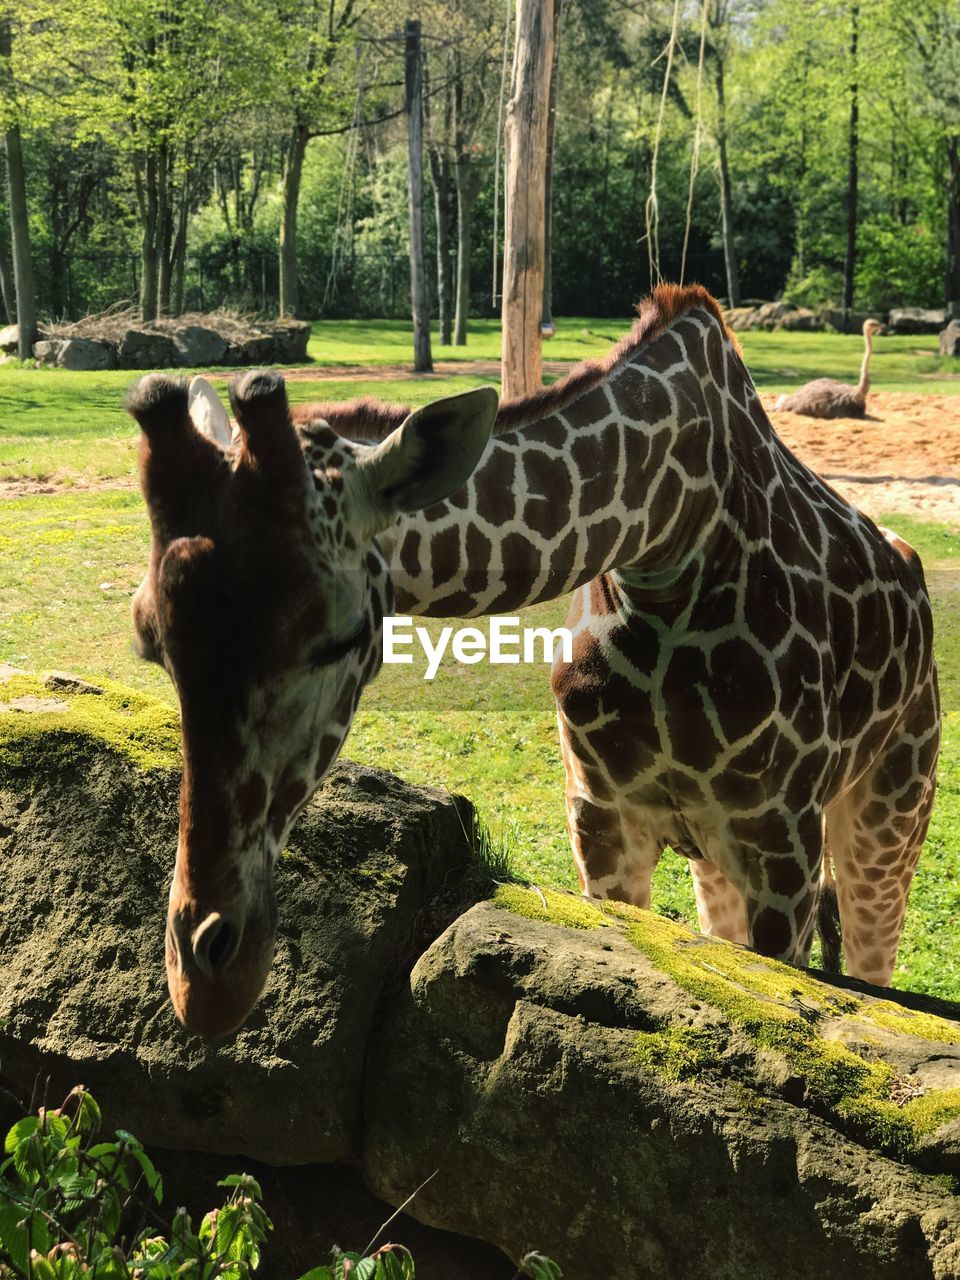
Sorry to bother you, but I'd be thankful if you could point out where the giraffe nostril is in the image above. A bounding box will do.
[191,913,240,977]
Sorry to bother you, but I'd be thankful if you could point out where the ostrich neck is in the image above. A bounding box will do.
[858,330,874,397]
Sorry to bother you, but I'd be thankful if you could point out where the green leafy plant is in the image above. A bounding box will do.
[0,1090,561,1280]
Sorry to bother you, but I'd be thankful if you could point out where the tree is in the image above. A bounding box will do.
[0,10,36,355]
[274,0,366,318]
[405,18,432,369]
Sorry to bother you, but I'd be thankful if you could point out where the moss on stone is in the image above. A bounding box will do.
[492,884,605,931]
[0,672,180,773]
[859,1002,960,1046]
[634,1025,726,1082]
[491,884,960,1161]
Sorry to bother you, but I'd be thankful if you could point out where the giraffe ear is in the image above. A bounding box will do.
[188,376,233,447]
[351,386,497,529]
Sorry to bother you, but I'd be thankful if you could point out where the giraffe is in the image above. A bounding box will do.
[127,284,939,1037]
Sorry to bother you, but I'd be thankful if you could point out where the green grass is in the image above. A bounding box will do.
[0,323,958,998]
[0,483,958,999]
[1,323,956,487]
[303,317,960,394]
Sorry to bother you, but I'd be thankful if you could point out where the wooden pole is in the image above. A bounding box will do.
[501,0,553,399]
[405,19,433,373]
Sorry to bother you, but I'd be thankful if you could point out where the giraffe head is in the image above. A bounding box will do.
[127,370,497,1037]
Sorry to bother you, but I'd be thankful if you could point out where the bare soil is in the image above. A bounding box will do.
[762,391,960,525]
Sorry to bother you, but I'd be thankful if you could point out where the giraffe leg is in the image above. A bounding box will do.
[701,807,824,967]
[824,689,939,987]
[557,713,662,908]
[688,858,748,945]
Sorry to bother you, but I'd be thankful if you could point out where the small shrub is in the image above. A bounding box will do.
[0,1089,561,1280]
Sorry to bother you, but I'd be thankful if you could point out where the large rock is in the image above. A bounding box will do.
[270,320,311,362]
[117,328,178,369]
[939,320,960,358]
[818,307,875,334]
[172,324,229,367]
[364,890,960,1279]
[888,308,947,335]
[32,337,117,370]
[0,323,22,353]
[0,669,484,1166]
[778,306,824,332]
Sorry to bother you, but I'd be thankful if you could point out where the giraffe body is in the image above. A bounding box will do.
[129,286,938,1035]
[356,292,938,986]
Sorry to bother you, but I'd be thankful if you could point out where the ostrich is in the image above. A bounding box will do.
[774,317,884,419]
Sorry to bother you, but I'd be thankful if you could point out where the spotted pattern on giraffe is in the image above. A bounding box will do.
[130,284,938,1037]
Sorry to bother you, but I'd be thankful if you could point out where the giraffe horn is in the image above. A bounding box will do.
[126,374,227,536]
[229,369,304,488]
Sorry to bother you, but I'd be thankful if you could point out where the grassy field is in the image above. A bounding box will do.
[1,324,959,1000]
[0,321,957,487]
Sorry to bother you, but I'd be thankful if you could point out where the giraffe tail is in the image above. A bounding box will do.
[816,858,842,972]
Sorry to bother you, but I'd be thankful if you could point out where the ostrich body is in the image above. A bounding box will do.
[774,318,884,419]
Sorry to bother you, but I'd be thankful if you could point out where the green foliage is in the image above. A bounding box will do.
[0,1087,270,1279]
[855,217,946,312]
[0,1093,563,1280]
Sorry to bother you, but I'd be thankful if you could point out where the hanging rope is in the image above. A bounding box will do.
[491,0,512,308]
[644,0,682,287]
[323,56,365,310]
[680,0,709,285]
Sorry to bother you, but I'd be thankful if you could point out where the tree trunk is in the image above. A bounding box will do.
[453,167,480,347]
[171,184,189,316]
[3,124,37,357]
[279,124,309,318]
[405,19,432,373]
[428,147,455,346]
[157,145,172,317]
[135,151,160,322]
[1,19,37,357]
[501,0,554,398]
[715,59,741,309]
[541,0,562,336]
[946,134,960,312]
[842,1,859,314]
[0,240,14,324]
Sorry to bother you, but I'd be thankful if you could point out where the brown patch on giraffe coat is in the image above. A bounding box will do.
[662,646,723,771]
[574,425,621,517]
[749,905,796,957]
[430,525,460,590]
[474,446,517,522]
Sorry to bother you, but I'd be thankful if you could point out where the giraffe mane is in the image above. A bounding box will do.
[290,284,733,442]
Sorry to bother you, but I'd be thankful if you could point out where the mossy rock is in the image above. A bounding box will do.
[494,885,960,1164]
[0,668,488,1166]
[364,897,960,1280]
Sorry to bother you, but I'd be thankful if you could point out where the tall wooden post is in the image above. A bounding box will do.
[405,19,433,373]
[501,0,553,399]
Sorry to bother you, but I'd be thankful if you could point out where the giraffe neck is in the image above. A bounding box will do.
[857,328,874,397]
[379,308,758,619]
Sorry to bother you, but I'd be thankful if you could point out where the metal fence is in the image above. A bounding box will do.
[30,245,486,324]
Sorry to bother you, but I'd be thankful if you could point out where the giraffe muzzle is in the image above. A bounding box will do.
[165,896,277,1037]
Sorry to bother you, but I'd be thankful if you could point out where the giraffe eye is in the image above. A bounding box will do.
[310,617,369,669]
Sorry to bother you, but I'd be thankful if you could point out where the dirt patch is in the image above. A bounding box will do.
[763,392,960,525]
